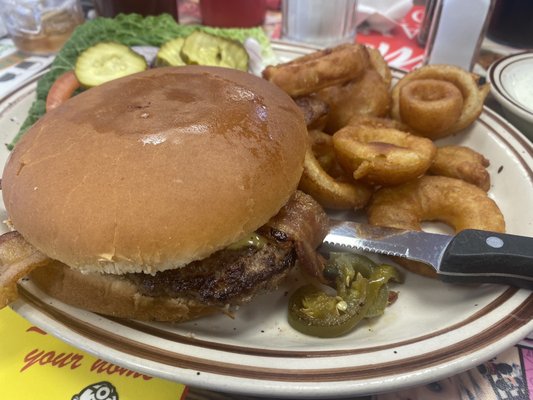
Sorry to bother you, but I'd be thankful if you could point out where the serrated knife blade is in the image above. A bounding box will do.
[323,220,533,290]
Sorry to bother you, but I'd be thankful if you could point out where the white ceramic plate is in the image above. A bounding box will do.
[488,51,533,115]
[2,42,533,399]
[487,51,533,141]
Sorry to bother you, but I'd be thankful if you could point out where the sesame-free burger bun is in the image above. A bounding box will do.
[2,66,308,275]
[30,260,218,321]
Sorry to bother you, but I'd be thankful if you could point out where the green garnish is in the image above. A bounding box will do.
[10,13,275,150]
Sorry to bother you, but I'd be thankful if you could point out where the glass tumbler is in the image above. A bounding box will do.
[282,0,358,47]
[0,0,84,55]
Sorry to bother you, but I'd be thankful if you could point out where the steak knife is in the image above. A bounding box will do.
[323,220,533,290]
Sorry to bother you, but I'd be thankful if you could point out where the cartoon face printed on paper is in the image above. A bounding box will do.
[71,381,118,400]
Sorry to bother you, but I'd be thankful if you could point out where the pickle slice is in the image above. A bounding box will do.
[180,30,249,71]
[75,42,148,88]
[155,37,186,67]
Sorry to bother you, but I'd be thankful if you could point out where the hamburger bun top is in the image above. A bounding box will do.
[2,66,308,274]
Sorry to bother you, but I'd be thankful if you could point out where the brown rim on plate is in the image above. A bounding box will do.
[16,285,533,382]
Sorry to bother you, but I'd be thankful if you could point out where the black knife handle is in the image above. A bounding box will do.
[439,229,533,289]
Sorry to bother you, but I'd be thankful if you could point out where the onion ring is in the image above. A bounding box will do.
[299,134,372,210]
[346,115,410,131]
[428,145,491,191]
[316,69,392,133]
[262,43,370,97]
[307,130,344,178]
[367,175,505,277]
[367,47,392,87]
[399,79,464,135]
[391,65,490,139]
[332,122,436,186]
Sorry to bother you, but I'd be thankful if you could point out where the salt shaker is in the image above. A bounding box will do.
[421,0,495,71]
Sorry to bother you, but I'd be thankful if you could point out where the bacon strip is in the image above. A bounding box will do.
[266,191,330,282]
[0,231,50,308]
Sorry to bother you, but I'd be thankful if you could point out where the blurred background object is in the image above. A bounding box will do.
[357,0,413,34]
[281,0,358,47]
[0,16,7,37]
[417,0,436,46]
[92,0,179,20]
[421,0,494,71]
[0,0,84,55]
[486,0,533,49]
[199,0,267,28]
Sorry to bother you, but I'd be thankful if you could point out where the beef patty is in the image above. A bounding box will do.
[127,226,296,306]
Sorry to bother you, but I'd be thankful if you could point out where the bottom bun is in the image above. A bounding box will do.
[30,261,218,322]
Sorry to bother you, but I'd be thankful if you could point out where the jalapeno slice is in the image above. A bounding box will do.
[288,274,369,338]
[324,252,376,281]
[288,252,403,337]
[364,264,402,318]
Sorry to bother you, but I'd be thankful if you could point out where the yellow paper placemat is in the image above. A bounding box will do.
[0,307,187,400]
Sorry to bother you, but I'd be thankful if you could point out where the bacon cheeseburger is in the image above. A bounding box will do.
[0,66,329,321]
